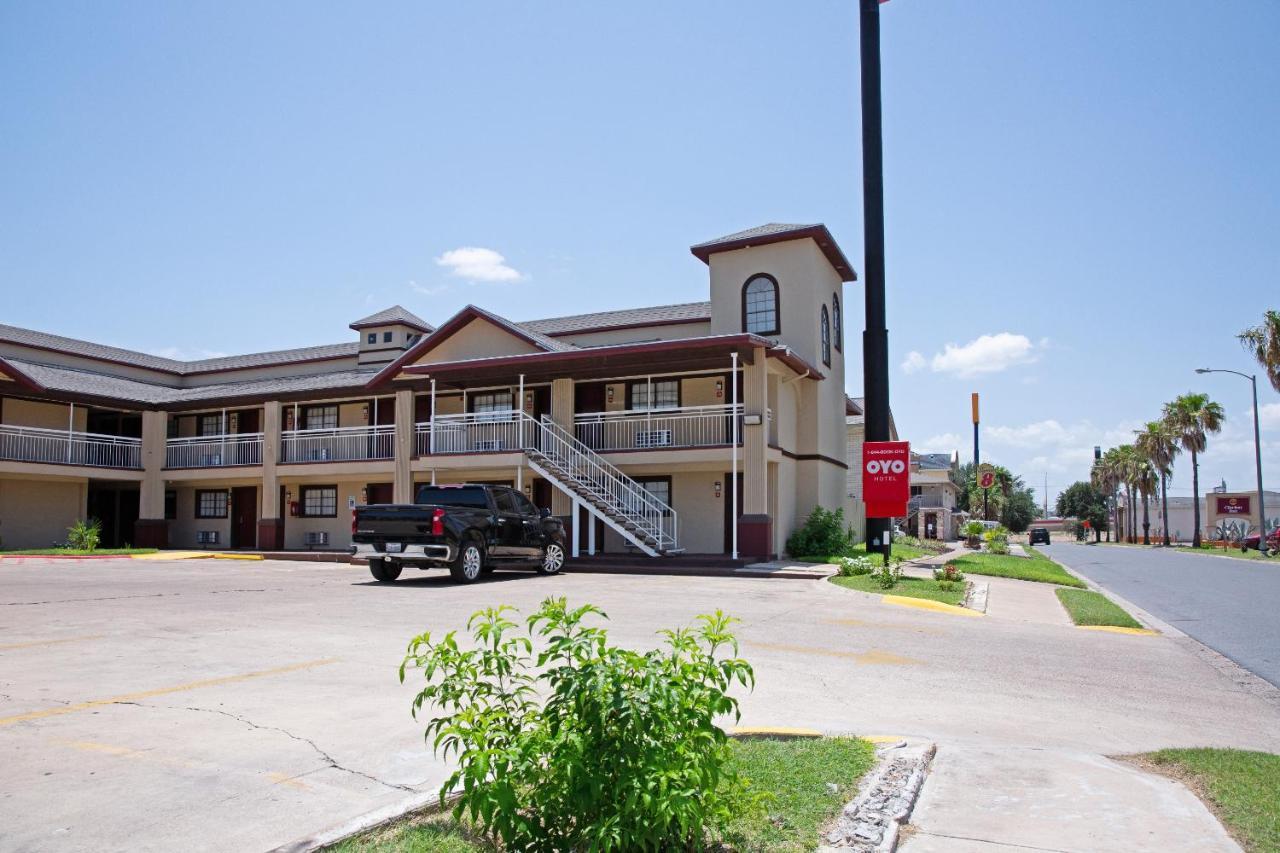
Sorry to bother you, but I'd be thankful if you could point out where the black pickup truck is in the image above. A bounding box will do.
[350,483,567,583]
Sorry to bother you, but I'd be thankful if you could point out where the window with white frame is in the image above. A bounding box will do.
[303,405,338,430]
[820,306,832,367]
[743,275,780,335]
[832,292,842,352]
[470,391,513,421]
[198,414,223,436]
[637,477,673,515]
[629,379,679,410]
[195,490,227,519]
[301,486,338,518]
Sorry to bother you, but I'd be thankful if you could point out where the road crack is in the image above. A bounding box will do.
[113,701,415,793]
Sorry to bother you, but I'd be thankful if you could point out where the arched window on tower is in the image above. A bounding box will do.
[832,292,842,352]
[742,274,780,335]
[820,305,832,367]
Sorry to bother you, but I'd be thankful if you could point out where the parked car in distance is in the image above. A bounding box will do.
[350,483,567,583]
[1241,528,1279,555]
[1029,527,1051,545]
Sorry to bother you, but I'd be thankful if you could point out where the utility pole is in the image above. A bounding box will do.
[860,0,891,561]
[971,393,980,469]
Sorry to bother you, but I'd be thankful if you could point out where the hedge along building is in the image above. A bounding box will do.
[0,223,859,558]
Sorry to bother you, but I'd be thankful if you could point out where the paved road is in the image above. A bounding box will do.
[1044,542,1280,687]
[2,557,1275,852]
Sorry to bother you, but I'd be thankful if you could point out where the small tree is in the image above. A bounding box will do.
[1000,488,1039,533]
[785,506,855,558]
[66,519,102,551]
[1056,482,1109,543]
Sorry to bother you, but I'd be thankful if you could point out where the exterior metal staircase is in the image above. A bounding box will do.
[516,413,678,557]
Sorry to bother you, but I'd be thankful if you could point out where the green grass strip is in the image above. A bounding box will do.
[1140,748,1280,852]
[328,736,877,853]
[948,547,1085,587]
[1054,588,1141,628]
[829,573,967,606]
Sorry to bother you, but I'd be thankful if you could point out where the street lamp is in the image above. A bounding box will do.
[1196,368,1267,548]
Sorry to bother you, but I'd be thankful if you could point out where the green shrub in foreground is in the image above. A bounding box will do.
[787,506,855,558]
[400,598,759,852]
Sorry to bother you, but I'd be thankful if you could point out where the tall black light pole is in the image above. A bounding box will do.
[1197,368,1267,549]
[860,0,891,560]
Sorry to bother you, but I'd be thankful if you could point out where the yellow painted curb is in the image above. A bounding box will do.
[731,726,823,738]
[1077,625,1159,636]
[130,551,212,561]
[212,553,264,561]
[863,735,906,744]
[882,595,984,617]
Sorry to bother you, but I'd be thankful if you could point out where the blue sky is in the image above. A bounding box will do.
[1,1,1276,509]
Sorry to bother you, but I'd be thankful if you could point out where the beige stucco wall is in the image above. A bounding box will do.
[412,318,540,365]
[594,468,726,555]
[2,398,87,431]
[0,476,87,550]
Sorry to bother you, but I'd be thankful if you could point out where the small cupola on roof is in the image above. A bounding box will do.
[350,305,435,366]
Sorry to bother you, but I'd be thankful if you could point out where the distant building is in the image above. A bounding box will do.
[1116,489,1280,543]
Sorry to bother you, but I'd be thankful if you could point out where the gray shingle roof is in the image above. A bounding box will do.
[0,322,357,375]
[350,305,434,332]
[6,357,381,407]
[691,223,819,249]
[521,302,711,336]
[915,453,954,470]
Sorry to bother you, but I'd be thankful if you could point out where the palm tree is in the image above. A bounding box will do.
[1112,445,1142,543]
[1135,420,1180,547]
[1092,450,1122,542]
[1163,393,1226,548]
[1238,309,1280,393]
[1133,457,1158,545]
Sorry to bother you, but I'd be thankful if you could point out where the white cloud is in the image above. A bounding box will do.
[1255,402,1280,431]
[434,247,524,283]
[901,351,926,374]
[916,432,964,454]
[926,332,1041,378]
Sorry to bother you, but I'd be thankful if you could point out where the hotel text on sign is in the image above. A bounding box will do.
[863,441,910,518]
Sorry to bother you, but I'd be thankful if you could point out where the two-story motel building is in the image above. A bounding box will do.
[0,224,860,559]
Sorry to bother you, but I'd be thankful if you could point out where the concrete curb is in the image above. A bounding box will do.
[267,789,453,853]
[1048,548,1280,710]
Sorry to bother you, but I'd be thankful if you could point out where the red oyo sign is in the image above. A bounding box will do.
[863,441,911,518]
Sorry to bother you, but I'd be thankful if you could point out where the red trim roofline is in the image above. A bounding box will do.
[690,224,858,282]
[370,333,825,388]
[365,305,560,388]
[0,357,45,393]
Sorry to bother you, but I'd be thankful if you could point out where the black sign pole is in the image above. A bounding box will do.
[860,0,891,563]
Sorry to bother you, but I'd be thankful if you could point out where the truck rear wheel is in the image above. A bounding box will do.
[369,558,402,583]
[449,538,485,583]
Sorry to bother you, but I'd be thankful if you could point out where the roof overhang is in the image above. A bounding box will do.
[377,334,824,389]
[690,224,858,283]
[0,357,45,393]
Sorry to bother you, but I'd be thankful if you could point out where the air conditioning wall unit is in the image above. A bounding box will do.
[308,448,331,461]
[635,430,673,448]
[474,440,504,451]
[197,530,220,545]
[305,531,330,548]
[199,453,223,466]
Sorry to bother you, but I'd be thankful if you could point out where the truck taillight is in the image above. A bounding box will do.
[351,510,357,536]
[432,508,445,536]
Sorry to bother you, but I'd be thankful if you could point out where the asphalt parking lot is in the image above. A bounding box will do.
[2,557,1279,852]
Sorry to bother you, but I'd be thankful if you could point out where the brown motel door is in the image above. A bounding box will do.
[231,486,257,549]
[366,483,393,505]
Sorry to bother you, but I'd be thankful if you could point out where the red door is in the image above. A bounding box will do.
[366,483,394,505]
[231,487,257,550]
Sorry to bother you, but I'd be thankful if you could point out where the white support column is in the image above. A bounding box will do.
[429,379,437,455]
[67,402,74,462]
[587,513,596,556]
[518,373,525,448]
[220,408,227,463]
[571,498,582,558]
[731,352,739,560]
[517,465,523,492]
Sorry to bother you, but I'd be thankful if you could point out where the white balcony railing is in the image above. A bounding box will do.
[281,424,394,463]
[166,433,264,468]
[416,411,525,455]
[573,404,744,452]
[0,424,142,469]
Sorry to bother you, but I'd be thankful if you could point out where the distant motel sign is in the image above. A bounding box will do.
[863,441,910,518]
[1216,496,1250,515]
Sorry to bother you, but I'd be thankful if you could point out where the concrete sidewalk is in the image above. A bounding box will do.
[901,745,1239,852]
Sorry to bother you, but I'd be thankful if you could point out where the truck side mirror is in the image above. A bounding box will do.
[539,507,552,518]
